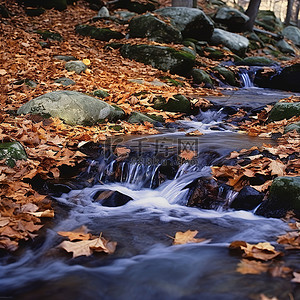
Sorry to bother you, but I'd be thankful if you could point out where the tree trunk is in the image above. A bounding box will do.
[172,0,195,7]
[243,0,262,31]
[285,0,294,25]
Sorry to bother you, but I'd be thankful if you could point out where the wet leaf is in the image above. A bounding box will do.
[236,259,269,274]
[291,272,300,283]
[115,147,130,156]
[179,150,196,161]
[173,230,207,245]
[58,225,92,241]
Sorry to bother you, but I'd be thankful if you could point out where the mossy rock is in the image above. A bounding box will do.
[284,121,300,133]
[35,30,63,41]
[203,47,225,59]
[238,56,275,66]
[256,10,283,32]
[213,66,239,86]
[75,25,124,41]
[190,69,213,88]
[93,89,110,98]
[128,112,158,124]
[268,102,300,122]
[120,44,195,76]
[153,94,192,114]
[0,142,27,167]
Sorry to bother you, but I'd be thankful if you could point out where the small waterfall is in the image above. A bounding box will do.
[239,68,254,88]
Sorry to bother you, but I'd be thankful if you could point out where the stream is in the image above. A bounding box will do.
[1,84,300,299]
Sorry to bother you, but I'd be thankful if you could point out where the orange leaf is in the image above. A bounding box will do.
[179,150,196,161]
[173,230,207,245]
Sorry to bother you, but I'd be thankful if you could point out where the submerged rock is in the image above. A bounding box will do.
[75,24,125,41]
[256,176,300,218]
[268,101,300,122]
[155,7,214,41]
[120,44,195,76]
[17,90,124,125]
[210,29,249,56]
[0,142,27,167]
[128,13,182,43]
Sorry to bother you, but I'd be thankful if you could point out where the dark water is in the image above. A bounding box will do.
[0,89,299,300]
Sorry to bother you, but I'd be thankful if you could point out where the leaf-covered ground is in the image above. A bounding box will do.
[0,0,299,260]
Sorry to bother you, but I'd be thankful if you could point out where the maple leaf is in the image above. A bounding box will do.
[236,259,269,274]
[172,230,207,245]
[58,225,91,241]
[179,150,196,161]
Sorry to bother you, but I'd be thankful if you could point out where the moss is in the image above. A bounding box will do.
[93,89,110,98]
[268,102,300,122]
[213,66,238,86]
[239,56,275,66]
[76,25,124,41]
[153,94,192,114]
[36,30,63,41]
[0,142,27,167]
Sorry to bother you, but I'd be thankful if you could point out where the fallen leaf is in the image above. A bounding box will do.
[115,147,130,156]
[173,230,207,245]
[58,225,91,241]
[291,272,300,283]
[268,160,285,176]
[179,150,196,161]
[82,58,91,66]
[0,69,7,75]
[236,259,269,274]
[28,209,55,218]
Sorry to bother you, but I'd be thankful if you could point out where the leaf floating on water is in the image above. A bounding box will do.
[229,241,283,261]
[259,294,279,300]
[179,150,196,161]
[115,147,130,157]
[172,230,207,245]
[58,225,91,241]
[236,259,269,275]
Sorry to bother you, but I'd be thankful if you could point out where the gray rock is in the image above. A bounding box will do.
[93,89,110,98]
[17,90,124,126]
[276,39,295,54]
[0,142,27,168]
[65,61,87,74]
[256,176,300,218]
[210,28,249,56]
[114,10,136,22]
[238,56,275,66]
[268,101,300,122]
[256,10,283,32]
[97,6,109,17]
[282,26,300,47]
[191,69,213,88]
[128,13,182,43]
[155,7,214,41]
[54,77,76,86]
[75,24,125,41]
[120,44,195,76]
[284,121,300,133]
[214,7,249,31]
[53,55,76,61]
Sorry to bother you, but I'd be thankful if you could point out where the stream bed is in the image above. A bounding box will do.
[1,88,299,299]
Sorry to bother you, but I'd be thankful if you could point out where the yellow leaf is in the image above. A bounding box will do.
[173,230,207,245]
[82,58,91,65]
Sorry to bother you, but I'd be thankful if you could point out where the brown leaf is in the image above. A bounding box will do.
[236,259,269,274]
[28,209,55,218]
[173,230,207,245]
[58,225,92,241]
[115,147,130,156]
[179,150,196,161]
[268,160,285,176]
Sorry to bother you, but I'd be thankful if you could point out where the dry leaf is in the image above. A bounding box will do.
[173,230,207,245]
[115,147,130,156]
[179,150,196,161]
[28,209,55,218]
[82,58,91,66]
[268,160,285,176]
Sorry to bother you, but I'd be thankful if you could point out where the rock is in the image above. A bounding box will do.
[54,77,76,86]
[237,56,275,66]
[128,112,158,124]
[85,0,104,11]
[268,101,300,122]
[25,8,45,16]
[53,55,76,61]
[230,186,264,211]
[93,89,110,98]
[25,79,38,88]
[75,24,125,41]
[256,10,283,32]
[190,69,213,88]
[210,28,249,56]
[65,60,87,74]
[113,0,158,13]
[282,26,300,47]
[284,121,300,133]
[155,7,214,41]
[97,6,109,17]
[17,90,124,125]
[35,30,63,41]
[213,66,239,86]
[94,190,132,207]
[0,142,27,167]
[128,13,182,43]
[0,4,10,18]
[120,44,195,76]
[214,7,249,32]
[197,46,225,60]
[255,63,300,92]
[255,176,300,218]
[114,10,136,22]
[276,39,295,55]
[153,94,192,114]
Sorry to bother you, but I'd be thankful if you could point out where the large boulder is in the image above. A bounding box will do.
[152,94,193,114]
[154,7,214,41]
[128,13,182,43]
[213,66,239,86]
[276,39,295,55]
[17,90,124,125]
[256,176,300,218]
[237,56,275,66]
[255,10,283,32]
[282,26,300,47]
[0,142,27,167]
[210,28,249,56]
[214,7,249,32]
[268,101,300,122]
[75,25,124,41]
[120,44,195,76]
[255,63,300,92]
[190,69,213,88]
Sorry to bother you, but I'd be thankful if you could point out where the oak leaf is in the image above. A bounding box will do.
[173,230,207,245]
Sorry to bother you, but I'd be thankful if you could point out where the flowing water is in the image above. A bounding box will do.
[1,88,299,299]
